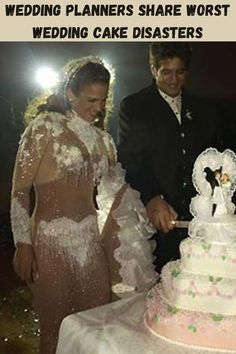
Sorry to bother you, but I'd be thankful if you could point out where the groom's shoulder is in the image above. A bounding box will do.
[121,82,157,108]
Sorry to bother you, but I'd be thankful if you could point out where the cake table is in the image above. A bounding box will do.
[56,291,231,354]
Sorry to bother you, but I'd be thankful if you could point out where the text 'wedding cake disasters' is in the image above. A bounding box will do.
[145,148,236,352]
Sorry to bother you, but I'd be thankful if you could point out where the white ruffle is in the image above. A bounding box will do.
[97,163,158,293]
[189,216,236,244]
[190,195,213,219]
[112,187,158,292]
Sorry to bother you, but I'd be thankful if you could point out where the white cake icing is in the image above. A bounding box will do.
[180,237,236,278]
[145,148,236,351]
[188,215,236,243]
[161,260,236,315]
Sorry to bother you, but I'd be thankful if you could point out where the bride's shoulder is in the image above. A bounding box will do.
[28,111,67,138]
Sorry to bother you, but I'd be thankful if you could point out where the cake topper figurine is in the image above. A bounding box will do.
[191,148,236,219]
[204,166,233,217]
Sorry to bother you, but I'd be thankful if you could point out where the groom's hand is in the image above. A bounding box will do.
[146,195,178,233]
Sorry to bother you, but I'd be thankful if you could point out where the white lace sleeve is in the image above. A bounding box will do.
[11,197,31,245]
[10,113,51,245]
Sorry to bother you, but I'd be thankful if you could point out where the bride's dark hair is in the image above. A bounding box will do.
[25,57,112,129]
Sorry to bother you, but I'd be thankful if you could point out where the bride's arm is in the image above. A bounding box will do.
[11,114,51,282]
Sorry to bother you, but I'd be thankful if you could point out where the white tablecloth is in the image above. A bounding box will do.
[56,292,232,354]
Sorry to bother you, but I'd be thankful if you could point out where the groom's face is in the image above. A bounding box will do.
[153,57,188,98]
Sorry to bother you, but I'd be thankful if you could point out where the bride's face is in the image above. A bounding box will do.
[68,82,109,123]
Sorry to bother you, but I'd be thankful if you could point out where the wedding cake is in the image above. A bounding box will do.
[144,148,236,351]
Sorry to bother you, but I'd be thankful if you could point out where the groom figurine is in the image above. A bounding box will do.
[118,42,223,273]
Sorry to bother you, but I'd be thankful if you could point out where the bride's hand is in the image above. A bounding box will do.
[146,195,178,233]
[13,243,39,283]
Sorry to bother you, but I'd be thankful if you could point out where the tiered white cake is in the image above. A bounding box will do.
[144,148,236,351]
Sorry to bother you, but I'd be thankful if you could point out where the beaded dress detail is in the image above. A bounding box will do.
[11,110,157,354]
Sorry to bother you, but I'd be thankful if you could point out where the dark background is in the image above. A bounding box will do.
[0,42,236,225]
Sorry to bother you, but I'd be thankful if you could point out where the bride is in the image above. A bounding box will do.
[11,56,157,354]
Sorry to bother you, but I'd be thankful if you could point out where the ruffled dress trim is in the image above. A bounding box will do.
[97,163,158,295]
[112,186,158,292]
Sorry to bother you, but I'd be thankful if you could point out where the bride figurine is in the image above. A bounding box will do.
[204,166,232,217]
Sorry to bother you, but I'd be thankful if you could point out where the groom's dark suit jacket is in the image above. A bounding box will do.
[117,81,222,272]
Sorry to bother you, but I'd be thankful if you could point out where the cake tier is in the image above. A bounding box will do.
[161,260,236,315]
[180,238,236,278]
[189,216,236,244]
[145,284,236,351]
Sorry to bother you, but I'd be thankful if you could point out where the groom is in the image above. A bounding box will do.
[117,42,223,273]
